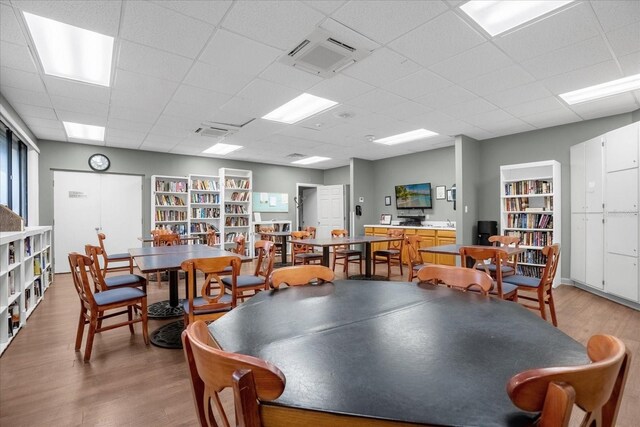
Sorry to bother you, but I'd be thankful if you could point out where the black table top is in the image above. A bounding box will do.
[129,244,216,257]
[209,280,588,426]
[134,248,250,272]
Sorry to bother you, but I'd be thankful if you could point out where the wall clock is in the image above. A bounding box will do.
[88,153,110,171]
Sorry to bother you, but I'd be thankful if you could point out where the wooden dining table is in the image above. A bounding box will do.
[208,280,588,426]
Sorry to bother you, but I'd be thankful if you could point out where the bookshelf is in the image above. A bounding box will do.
[151,175,189,235]
[500,160,561,286]
[188,174,221,245]
[0,226,53,355]
[220,168,252,256]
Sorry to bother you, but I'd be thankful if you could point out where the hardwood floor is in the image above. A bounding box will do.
[1,264,638,426]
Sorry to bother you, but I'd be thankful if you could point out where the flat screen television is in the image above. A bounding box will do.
[395,182,432,209]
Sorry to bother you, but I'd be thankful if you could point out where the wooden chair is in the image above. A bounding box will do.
[459,246,518,301]
[85,244,147,294]
[181,256,240,327]
[291,231,323,265]
[507,334,631,427]
[259,226,282,259]
[231,234,246,255]
[485,235,520,278]
[373,229,405,280]
[406,235,427,281]
[68,252,149,362]
[206,229,219,246]
[97,232,133,275]
[181,320,286,427]
[331,229,362,275]
[417,264,493,295]
[270,265,335,289]
[221,240,275,306]
[303,226,317,238]
[154,233,181,247]
[503,244,561,326]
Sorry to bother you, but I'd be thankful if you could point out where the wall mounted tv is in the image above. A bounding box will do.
[395,183,432,209]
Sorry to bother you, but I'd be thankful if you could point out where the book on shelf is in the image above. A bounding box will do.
[191,179,219,191]
[155,195,186,206]
[504,180,552,195]
[34,258,42,275]
[9,271,15,294]
[191,193,219,204]
[224,178,250,189]
[155,180,187,192]
[8,242,15,264]
[25,237,31,256]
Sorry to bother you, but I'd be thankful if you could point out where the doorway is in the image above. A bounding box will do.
[53,171,142,273]
[295,183,347,239]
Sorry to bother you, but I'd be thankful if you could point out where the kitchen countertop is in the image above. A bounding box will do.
[364,224,456,231]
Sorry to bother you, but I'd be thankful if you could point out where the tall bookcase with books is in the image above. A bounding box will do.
[500,160,561,286]
[152,175,189,235]
[188,174,221,245]
[219,168,252,255]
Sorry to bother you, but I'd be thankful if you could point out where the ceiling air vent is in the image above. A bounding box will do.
[286,153,306,159]
[280,28,371,78]
[194,119,255,139]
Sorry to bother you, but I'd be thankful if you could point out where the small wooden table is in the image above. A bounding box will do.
[258,231,290,267]
[289,235,404,279]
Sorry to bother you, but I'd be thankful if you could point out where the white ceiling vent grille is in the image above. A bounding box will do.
[194,119,255,139]
[280,28,371,78]
[286,153,306,159]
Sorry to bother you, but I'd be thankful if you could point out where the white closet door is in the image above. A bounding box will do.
[585,213,604,289]
[584,137,604,212]
[605,168,638,213]
[570,143,585,212]
[605,122,639,173]
[606,213,638,257]
[605,254,639,302]
[570,213,586,284]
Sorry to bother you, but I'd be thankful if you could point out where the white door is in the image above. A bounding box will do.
[584,137,604,213]
[570,213,586,284]
[606,213,638,257]
[605,168,638,212]
[585,213,604,289]
[570,143,585,213]
[605,122,639,173]
[605,253,639,302]
[53,171,142,273]
[317,185,345,239]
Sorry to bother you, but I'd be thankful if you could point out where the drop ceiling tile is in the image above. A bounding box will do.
[28,126,66,141]
[108,105,160,124]
[142,133,182,147]
[14,0,122,36]
[490,122,537,138]
[591,0,640,32]
[199,29,281,76]
[441,98,497,119]
[172,84,232,110]
[414,85,477,109]
[106,139,142,150]
[429,42,513,84]
[484,82,553,109]
[0,66,44,92]
[343,48,421,87]
[207,111,256,127]
[522,37,613,80]
[235,119,288,139]
[112,69,179,110]
[389,11,486,67]
[0,41,38,73]
[1,4,26,45]
[234,79,302,116]
[331,0,447,44]
[618,52,640,75]
[106,117,153,133]
[66,137,105,146]
[56,110,107,127]
[259,62,325,92]
[460,65,535,97]
[0,85,52,108]
[22,116,63,130]
[150,0,232,25]
[606,22,640,57]
[117,40,193,82]
[184,61,254,96]
[382,69,454,100]
[11,103,57,120]
[493,2,600,62]
[42,76,111,103]
[346,89,406,113]
[120,0,214,58]
[462,109,517,128]
[505,96,567,118]
[105,128,147,145]
[151,116,200,138]
[302,0,346,16]
[541,60,622,94]
[50,95,109,117]
[163,99,220,121]
[222,1,324,50]
[568,92,639,120]
[307,74,375,103]
[376,101,432,121]
[405,110,459,135]
[520,106,582,129]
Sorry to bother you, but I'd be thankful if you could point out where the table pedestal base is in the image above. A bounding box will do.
[148,299,185,319]
[150,320,184,349]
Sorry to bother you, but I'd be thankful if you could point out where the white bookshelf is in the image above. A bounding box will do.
[151,175,189,235]
[0,226,53,356]
[220,168,252,256]
[500,160,561,286]
[188,174,221,245]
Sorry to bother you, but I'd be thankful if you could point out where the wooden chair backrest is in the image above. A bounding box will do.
[96,233,110,275]
[154,233,181,246]
[386,228,405,250]
[269,265,335,289]
[331,229,349,251]
[291,231,311,254]
[405,235,423,266]
[181,321,286,427]
[232,234,246,255]
[254,240,276,279]
[540,244,560,291]
[206,230,217,247]
[84,244,109,292]
[460,246,510,297]
[68,252,98,309]
[303,226,317,238]
[508,334,631,427]
[417,264,492,295]
[151,228,172,237]
[489,235,520,247]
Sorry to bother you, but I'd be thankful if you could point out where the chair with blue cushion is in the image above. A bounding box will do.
[503,244,560,326]
[482,235,520,278]
[85,245,147,294]
[222,240,275,306]
[373,228,405,280]
[180,256,240,327]
[68,252,149,362]
[97,232,133,275]
[460,246,518,301]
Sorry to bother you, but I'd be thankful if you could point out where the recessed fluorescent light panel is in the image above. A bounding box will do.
[460,1,574,37]
[262,93,338,124]
[291,156,331,165]
[560,73,640,105]
[373,129,438,145]
[23,12,114,86]
[63,122,105,141]
[203,143,243,155]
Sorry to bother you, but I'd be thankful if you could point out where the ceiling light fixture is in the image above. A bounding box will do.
[460,0,574,37]
[373,129,438,145]
[203,143,243,155]
[559,73,640,105]
[63,121,105,141]
[291,156,331,165]
[262,93,338,124]
[23,12,114,86]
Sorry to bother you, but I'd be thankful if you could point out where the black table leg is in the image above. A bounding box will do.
[322,247,330,267]
[169,270,179,307]
[281,235,288,265]
[349,242,388,281]
[147,269,185,319]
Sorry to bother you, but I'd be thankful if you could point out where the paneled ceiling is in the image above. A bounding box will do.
[1,0,639,169]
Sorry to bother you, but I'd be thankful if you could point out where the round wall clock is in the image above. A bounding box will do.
[88,153,110,171]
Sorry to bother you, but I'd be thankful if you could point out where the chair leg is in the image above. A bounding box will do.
[548,290,558,327]
[140,298,149,345]
[538,291,547,322]
[84,318,98,362]
[75,309,86,351]
[398,257,403,276]
[387,257,391,280]
[128,257,133,274]
[128,306,134,334]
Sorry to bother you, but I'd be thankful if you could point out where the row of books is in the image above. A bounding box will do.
[190,223,218,233]
[224,178,250,189]
[25,237,31,256]
[504,180,552,195]
[517,250,548,266]
[225,217,249,227]
[161,224,187,235]
[156,210,187,221]
[7,303,19,337]
[191,179,219,191]
[506,213,553,229]
[156,180,187,193]
[517,264,543,277]
[191,208,220,219]
[34,258,41,275]
[155,195,186,206]
[506,230,553,247]
[8,242,15,264]
[191,193,220,204]
[228,191,250,201]
[224,232,247,243]
[504,197,553,212]
[225,204,247,214]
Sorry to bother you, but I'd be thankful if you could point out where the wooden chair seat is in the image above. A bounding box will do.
[103,273,147,290]
[221,240,275,306]
[335,248,361,256]
[481,263,515,276]
[295,252,323,261]
[460,246,518,302]
[503,274,541,288]
[85,245,147,294]
[93,287,146,305]
[227,275,268,288]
